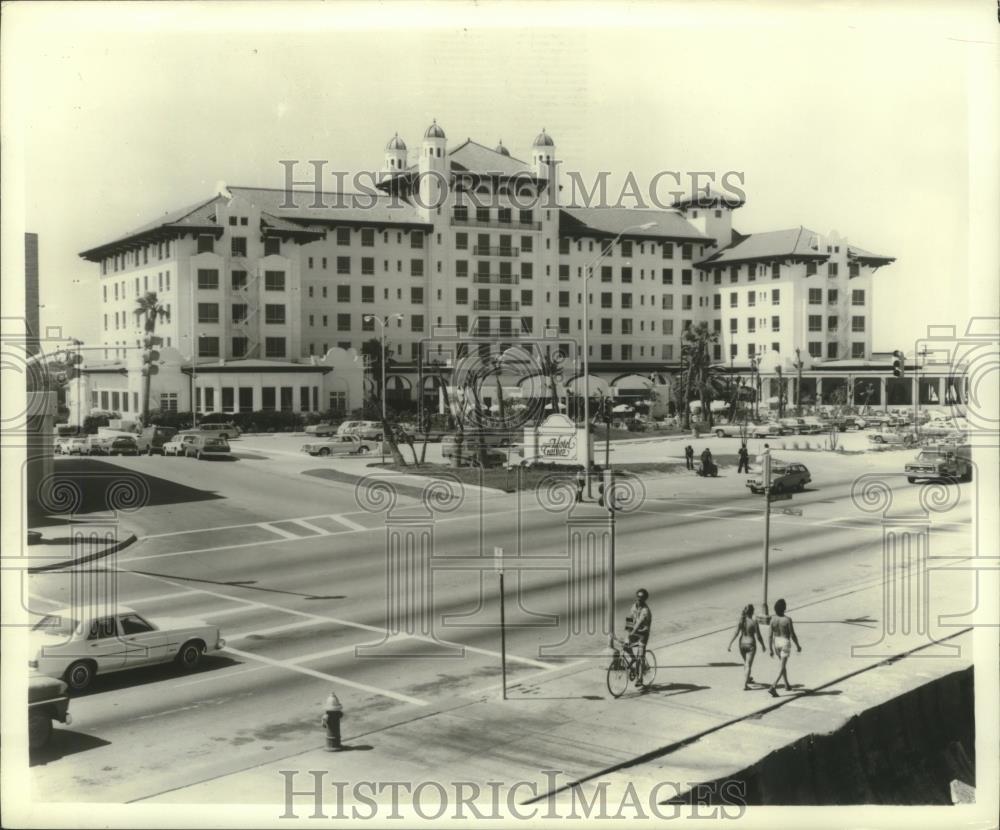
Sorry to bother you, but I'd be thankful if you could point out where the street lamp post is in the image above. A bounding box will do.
[582,221,657,496]
[749,355,760,420]
[364,313,404,464]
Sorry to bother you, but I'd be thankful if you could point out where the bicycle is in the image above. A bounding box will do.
[606,638,657,698]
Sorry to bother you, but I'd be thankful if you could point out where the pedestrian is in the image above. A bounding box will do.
[700,447,713,475]
[574,467,585,503]
[727,603,766,690]
[737,443,750,474]
[684,444,694,470]
[767,598,802,697]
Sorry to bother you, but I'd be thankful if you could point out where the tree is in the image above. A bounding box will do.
[360,337,407,466]
[681,322,722,428]
[134,291,169,425]
[536,349,564,426]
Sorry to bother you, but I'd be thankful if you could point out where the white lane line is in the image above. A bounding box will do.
[460,643,553,669]
[226,619,318,640]
[198,605,258,620]
[172,664,272,689]
[816,516,853,525]
[682,506,731,517]
[327,514,368,532]
[259,522,301,539]
[133,589,201,603]
[223,646,427,706]
[293,519,331,536]
[289,637,403,663]
[141,510,373,540]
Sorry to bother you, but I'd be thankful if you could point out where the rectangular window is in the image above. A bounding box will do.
[681,269,692,285]
[231,270,247,291]
[263,237,281,256]
[620,240,632,258]
[771,316,780,331]
[809,288,822,304]
[621,293,632,309]
[336,314,351,331]
[261,387,276,411]
[712,294,721,310]
[159,393,178,412]
[361,285,375,304]
[336,256,350,275]
[662,242,673,259]
[264,270,285,291]
[852,289,866,306]
[682,295,692,310]
[265,304,286,324]
[232,304,248,323]
[232,336,248,357]
[336,285,350,303]
[265,337,286,358]
[600,344,612,360]
[600,318,613,334]
[336,228,351,246]
[748,343,756,358]
[521,289,533,306]
[197,235,214,254]
[808,341,822,358]
[661,268,673,285]
[361,316,375,332]
[361,228,375,247]
[772,288,780,304]
[559,238,570,255]
[198,336,219,357]
[558,291,570,308]
[411,314,424,333]
[729,319,738,333]
[748,292,756,307]
[827,342,839,359]
[197,269,219,290]
[828,262,839,277]
[231,237,247,257]
[681,244,692,259]
[828,289,839,304]
[197,303,219,323]
[601,292,612,309]
[621,319,633,335]
[455,232,468,250]
[851,342,865,358]
[851,315,866,332]
[771,263,780,279]
[828,315,838,331]
[411,286,424,304]
[410,230,424,249]
[360,257,375,275]
[806,262,817,276]
[663,295,674,310]
[621,344,633,360]
[521,262,533,280]
[410,259,424,277]
[849,263,860,278]
[808,315,822,332]
[558,264,570,280]
[747,317,756,333]
[729,292,738,308]
[621,267,633,283]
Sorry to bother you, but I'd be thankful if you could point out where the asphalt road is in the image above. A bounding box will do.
[27,437,973,802]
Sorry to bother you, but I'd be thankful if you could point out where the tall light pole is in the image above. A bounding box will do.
[582,221,657,496]
[364,313,404,463]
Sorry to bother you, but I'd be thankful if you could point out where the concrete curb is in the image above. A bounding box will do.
[27,530,139,573]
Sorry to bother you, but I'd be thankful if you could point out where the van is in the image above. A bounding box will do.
[135,425,178,455]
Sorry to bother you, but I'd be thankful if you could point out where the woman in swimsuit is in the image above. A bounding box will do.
[727,604,766,690]
[767,598,802,697]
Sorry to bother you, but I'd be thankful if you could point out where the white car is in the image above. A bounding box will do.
[301,434,373,456]
[29,604,226,692]
[162,432,197,456]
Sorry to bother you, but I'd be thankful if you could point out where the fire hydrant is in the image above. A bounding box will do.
[321,691,344,752]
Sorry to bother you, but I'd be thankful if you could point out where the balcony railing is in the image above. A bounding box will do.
[473,300,520,312]
[472,273,520,285]
[472,246,520,257]
[451,216,542,231]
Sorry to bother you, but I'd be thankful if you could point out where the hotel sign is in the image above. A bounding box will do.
[523,414,592,466]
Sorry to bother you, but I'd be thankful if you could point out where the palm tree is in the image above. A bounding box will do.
[536,349,563,426]
[134,291,169,425]
[360,337,407,466]
[681,322,722,428]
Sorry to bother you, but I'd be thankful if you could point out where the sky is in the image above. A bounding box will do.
[2,1,996,356]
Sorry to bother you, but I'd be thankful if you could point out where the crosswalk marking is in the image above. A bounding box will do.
[222,645,428,706]
[292,519,331,536]
[327,513,367,532]
[226,619,319,640]
[198,605,257,620]
[259,522,302,539]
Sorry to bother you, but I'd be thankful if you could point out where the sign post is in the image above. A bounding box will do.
[495,546,507,700]
[761,451,772,613]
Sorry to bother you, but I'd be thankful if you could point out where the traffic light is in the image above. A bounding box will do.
[597,468,615,512]
[892,350,905,378]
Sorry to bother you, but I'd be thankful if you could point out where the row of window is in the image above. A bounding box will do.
[197,269,285,291]
[729,316,783,334]
[101,241,172,275]
[810,288,866,305]
[104,305,172,331]
[559,238,698,260]
[808,315,866,333]
[453,207,536,226]
[102,272,172,303]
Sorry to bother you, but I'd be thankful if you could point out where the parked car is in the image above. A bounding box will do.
[748,421,789,438]
[746,462,812,494]
[105,436,139,456]
[85,435,114,455]
[304,422,340,437]
[337,420,383,440]
[713,423,747,438]
[301,435,374,456]
[196,422,241,440]
[829,414,865,431]
[29,604,226,692]
[64,437,90,455]
[136,425,178,455]
[796,417,827,434]
[904,445,973,483]
[183,434,231,459]
[868,430,917,447]
[162,432,196,456]
[28,674,72,749]
[53,438,72,455]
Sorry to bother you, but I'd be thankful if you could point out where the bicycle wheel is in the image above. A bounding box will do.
[641,649,657,687]
[606,654,629,698]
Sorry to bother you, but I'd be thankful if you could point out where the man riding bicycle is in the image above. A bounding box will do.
[624,588,652,686]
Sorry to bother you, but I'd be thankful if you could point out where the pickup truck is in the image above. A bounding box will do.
[905,445,972,483]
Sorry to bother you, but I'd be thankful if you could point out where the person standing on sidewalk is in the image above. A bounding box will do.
[767,598,802,696]
[574,467,585,503]
[737,443,750,474]
[727,603,766,690]
[684,444,694,470]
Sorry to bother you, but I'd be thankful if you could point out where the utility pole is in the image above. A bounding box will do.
[761,449,772,612]
[495,546,507,700]
[793,348,804,415]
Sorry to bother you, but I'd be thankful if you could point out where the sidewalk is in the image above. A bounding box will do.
[148,572,975,808]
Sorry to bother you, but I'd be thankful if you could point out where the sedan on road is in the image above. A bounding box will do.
[29,605,226,692]
[868,430,917,447]
[162,433,196,456]
[184,434,231,459]
[63,437,90,455]
[712,422,748,438]
[301,434,374,456]
[106,436,139,456]
[746,462,812,494]
[748,421,790,438]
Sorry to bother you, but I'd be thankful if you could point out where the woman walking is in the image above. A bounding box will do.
[727,604,766,690]
[767,598,802,697]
